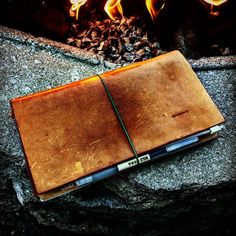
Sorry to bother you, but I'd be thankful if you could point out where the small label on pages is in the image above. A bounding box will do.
[138,154,151,163]
[117,154,151,171]
[117,159,138,171]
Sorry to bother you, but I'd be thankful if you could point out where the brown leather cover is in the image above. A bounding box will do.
[11,51,224,195]
[101,51,224,154]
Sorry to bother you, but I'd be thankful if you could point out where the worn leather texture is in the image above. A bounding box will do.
[11,51,224,195]
[102,51,224,154]
[11,76,134,194]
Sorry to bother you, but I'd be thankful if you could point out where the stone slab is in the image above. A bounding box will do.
[0,25,236,235]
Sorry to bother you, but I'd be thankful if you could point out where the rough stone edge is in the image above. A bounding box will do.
[188,57,236,70]
[1,25,236,70]
[0,25,105,67]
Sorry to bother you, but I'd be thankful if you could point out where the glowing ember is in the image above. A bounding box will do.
[70,0,87,21]
[145,0,165,22]
[202,0,228,6]
[104,0,124,21]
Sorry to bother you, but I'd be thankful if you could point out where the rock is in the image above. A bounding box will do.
[123,43,134,52]
[0,25,236,235]
[123,52,136,62]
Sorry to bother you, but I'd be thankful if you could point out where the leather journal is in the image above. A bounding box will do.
[10,51,225,201]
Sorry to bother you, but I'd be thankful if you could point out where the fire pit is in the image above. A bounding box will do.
[0,0,235,63]
[65,0,236,63]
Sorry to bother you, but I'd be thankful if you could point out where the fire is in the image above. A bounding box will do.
[69,0,166,22]
[201,0,228,6]
[104,0,124,21]
[70,0,87,21]
[145,0,165,22]
[201,0,228,16]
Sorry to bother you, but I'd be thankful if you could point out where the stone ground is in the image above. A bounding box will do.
[0,25,236,235]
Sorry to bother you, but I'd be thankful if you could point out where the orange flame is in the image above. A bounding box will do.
[70,0,87,21]
[104,0,124,21]
[145,0,165,22]
[201,0,228,16]
[201,0,228,6]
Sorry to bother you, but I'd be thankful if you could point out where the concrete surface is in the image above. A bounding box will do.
[0,25,236,235]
